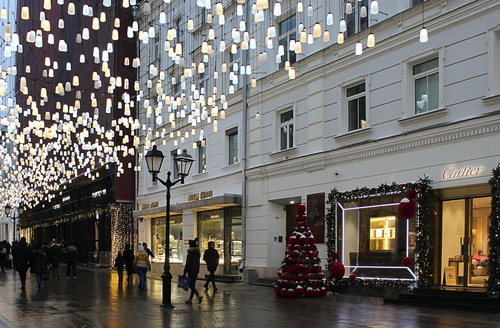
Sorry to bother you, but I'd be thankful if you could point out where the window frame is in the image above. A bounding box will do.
[278,14,297,69]
[277,107,295,151]
[338,77,370,136]
[346,82,367,132]
[226,127,238,165]
[344,0,369,38]
[196,139,207,174]
[402,49,444,119]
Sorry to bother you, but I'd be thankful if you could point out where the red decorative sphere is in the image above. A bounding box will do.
[329,262,345,280]
[274,286,281,296]
[297,204,306,214]
[407,189,417,200]
[308,236,315,244]
[349,273,357,281]
[332,252,340,260]
[398,198,417,220]
[402,256,413,267]
[295,285,304,296]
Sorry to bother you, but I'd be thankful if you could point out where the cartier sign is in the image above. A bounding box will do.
[442,165,484,180]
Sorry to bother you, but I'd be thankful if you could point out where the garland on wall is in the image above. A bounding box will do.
[487,165,500,295]
[325,177,434,289]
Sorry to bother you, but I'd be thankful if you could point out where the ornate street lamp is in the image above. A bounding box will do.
[5,205,23,242]
[145,145,194,308]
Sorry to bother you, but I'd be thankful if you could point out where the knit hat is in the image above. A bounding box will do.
[188,239,198,247]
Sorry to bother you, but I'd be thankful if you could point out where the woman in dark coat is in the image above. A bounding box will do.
[203,241,219,291]
[183,239,202,304]
[30,243,48,288]
[123,244,134,281]
[12,237,31,289]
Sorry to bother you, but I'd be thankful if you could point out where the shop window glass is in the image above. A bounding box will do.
[152,216,183,263]
[199,210,224,261]
[338,195,416,280]
[230,208,242,262]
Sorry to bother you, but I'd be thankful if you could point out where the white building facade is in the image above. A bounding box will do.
[133,0,500,288]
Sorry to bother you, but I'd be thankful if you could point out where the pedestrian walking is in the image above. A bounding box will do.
[203,241,219,291]
[12,237,31,289]
[30,243,48,289]
[142,242,155,259]
[65,241,78,278]
[115,251,125,281]
[183,239,203,304]
[0,240,8,272]
[133,245,151,289]
[123,244,134,281]
[50,240,62,278]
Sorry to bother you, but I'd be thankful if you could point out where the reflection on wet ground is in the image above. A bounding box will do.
[0,266,499,328]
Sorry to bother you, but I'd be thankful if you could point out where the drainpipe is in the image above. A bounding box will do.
[239,2,251,275]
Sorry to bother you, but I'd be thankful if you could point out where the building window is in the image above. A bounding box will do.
[487,28,500,98]
[197,139,206,173]
[153,35,160,61]
[279,109,294,150]
[413,58,439,114]
[411,0,425,7]
[346,82,367,132]
[152,216,183,263]
[278,15,296,69]
[226,127,238,165]
[345,0,369,38]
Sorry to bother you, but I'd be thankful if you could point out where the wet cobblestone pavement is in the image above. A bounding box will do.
[1,266,500,328]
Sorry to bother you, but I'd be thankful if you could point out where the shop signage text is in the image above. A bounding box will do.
[442,165,484,180]
[188,190,213,202]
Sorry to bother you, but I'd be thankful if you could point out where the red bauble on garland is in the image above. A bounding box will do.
[297,204,306,214]
[398,197,417,220]
[349,273,357,281]
[407,189,417,200]
[402,256,413,267]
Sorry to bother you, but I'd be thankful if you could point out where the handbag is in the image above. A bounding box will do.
[43,271,50,281]
[177,275,190,291]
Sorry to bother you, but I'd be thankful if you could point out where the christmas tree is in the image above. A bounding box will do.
[275,204,328,297]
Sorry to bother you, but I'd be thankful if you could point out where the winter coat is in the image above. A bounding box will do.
[133,251,151,270]
[115,254,125,270]
[203,247,219,272]
[183,247,201,278]
[124,249,134,269]
[50,244,62,265]
[30,249,47,274]
[12,241,31,272]
[66,245,77,264]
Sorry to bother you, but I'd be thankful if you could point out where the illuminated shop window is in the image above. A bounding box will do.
[369,216,396,251]
[152,216,183,263]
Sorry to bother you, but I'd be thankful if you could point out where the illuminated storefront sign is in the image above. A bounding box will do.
[188,190,213,202]
[442,165,484,180]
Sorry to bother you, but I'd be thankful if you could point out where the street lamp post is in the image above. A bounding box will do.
[145,145,194,308]
[5,205,23,242]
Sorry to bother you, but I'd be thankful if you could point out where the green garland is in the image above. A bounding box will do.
[326,177,434,289]
[487,165,500,295]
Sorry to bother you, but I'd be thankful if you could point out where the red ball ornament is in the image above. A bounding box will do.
[274,286,281,296]
[308,236,315,244]
[295,285,304,296]
[297,204,306,214]
[305,287,314,297]
[398,198,417,220]
[329,262,345,280]
[402,256,413,267]
[407,189,417,200]
[349,273,357,281]
[332,252,340,260]
[287,288,296,298]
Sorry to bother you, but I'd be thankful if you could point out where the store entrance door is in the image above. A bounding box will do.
[441,197,490,288]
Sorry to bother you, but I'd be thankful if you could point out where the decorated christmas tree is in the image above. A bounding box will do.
[275,204,328,297]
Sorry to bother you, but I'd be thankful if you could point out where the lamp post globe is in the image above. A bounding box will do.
[144,145,194,308]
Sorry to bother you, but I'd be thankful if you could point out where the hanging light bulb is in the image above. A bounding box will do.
[345,3,353,15]
[323,30,330,42]
[337,32,344,44]
[327,12,334,26]
[297,1,303,12]
[307,5,313,16]
[339,19,347,33]
[419,27,428,43]
[274,2,281,16]
[289,67,296,79]
[187,19,194,30]
[371,0,379,15]
[21,6,29,20]
[313,22,322,38]
[360,6,368,18]
[355,42,363,55]
[367,33,375,47]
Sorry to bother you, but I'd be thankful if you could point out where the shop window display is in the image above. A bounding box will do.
[152,216,183,263]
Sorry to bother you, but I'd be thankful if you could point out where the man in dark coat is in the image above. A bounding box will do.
[65,241,78,278]
[50,241,62,278]
[183,239,202,304]
[12,237,31,289]
[203,241,220,291]
[123,244,134,281]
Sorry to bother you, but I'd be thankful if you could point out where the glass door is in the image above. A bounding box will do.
[441,197,490,287]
